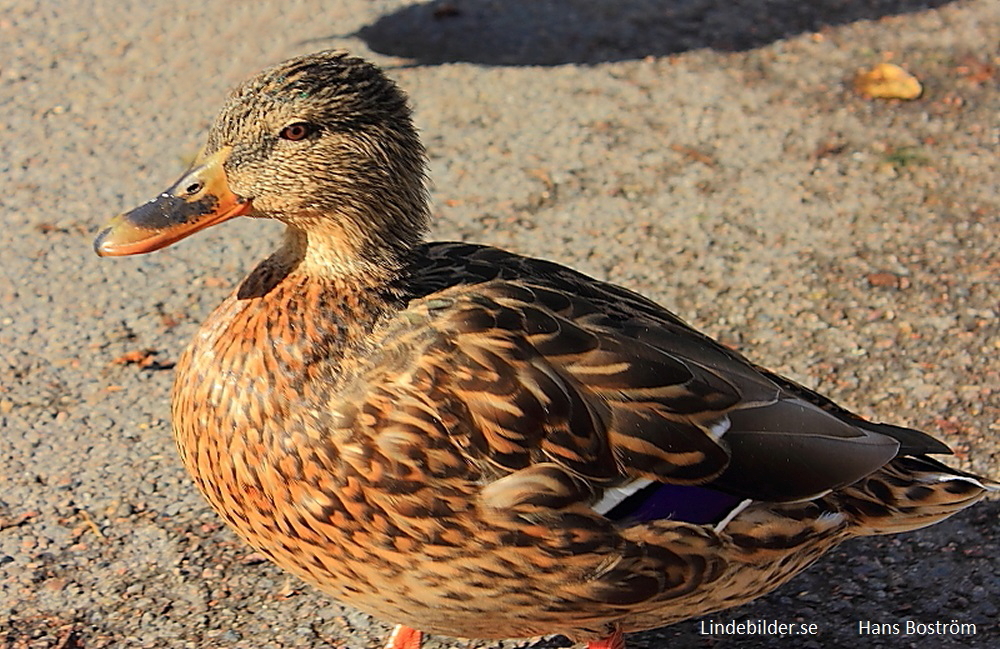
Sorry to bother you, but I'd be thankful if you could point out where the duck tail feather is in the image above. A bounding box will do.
[839,455,995,536]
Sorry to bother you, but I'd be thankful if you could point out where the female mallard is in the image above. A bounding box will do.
[95,51,995,649]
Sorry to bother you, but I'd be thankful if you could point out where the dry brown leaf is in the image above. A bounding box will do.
[866,271,910,289]
[854,63,922,100]
[112,348,174,369]
[956,54,996,85]
[113,349,155,365]
[669,143,718,168]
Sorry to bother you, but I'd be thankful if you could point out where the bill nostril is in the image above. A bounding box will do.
[185,181,203,195]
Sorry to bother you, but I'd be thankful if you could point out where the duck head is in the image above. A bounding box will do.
[94,51,429,274]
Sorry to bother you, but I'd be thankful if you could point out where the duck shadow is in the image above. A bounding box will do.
[339,0,956,66]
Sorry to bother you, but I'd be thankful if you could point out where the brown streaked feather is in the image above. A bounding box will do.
[376,273,736,484]
[836,455,997,535]
[381,243,929,498]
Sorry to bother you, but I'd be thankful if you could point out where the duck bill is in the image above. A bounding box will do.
[94,147,251,257]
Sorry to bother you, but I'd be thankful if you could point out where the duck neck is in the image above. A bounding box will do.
[234,223,412,326]
[275,196,428,279]
[279,223,406,286]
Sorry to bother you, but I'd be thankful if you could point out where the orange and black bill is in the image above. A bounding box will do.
[94,147,251,257]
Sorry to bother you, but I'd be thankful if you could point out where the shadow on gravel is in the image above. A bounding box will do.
[332,0,957,66]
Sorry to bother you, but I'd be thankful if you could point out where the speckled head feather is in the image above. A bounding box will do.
[206,50,429,273]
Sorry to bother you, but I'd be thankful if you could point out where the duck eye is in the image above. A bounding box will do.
[279,122,316,141]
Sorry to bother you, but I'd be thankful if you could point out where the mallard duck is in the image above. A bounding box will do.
[94,51,996,649]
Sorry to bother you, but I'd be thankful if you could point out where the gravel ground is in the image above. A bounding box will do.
[2,1,998,647]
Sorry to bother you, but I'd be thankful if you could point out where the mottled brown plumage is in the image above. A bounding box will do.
[95,51,996,648]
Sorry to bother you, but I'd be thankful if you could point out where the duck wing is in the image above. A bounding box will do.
[372,243,948,512]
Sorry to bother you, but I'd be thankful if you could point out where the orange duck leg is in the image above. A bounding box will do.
[386,625,423,649]
[587,626,625,649]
